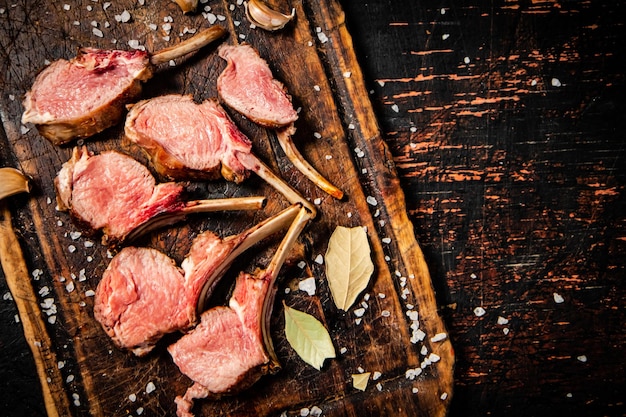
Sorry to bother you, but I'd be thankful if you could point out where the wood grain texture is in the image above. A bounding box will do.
[0,0,452,416]
[340,1,626,416]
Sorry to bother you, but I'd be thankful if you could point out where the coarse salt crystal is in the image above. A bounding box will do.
[300,408,310,416]
[146,381,156,393]
[92,28,103,37]
[503,327,510,335]
[314,254,323,264]
[431,332,447,342]
[473,306,486,317]
[428,352,441,363]
[313,198,322,205]
[63,4,70,10]
[407,310,418,321]
[442,33,450,40]
[354,308,366,318]
[377,382,383,391]
[577,355,587,363]
[381,310,391,317]
[497,316,509,325]
[551,78,562,87]
[136,407,144,415]
[355,318,362,325]
[217,14,226,21]
[313,132,322,139]
[310,406,322,417]
[120,10,131,22]
[420,345,428,355]
[66,375,74,383]
[440,392,448,400]
[317,31,328,43]
[343,71,351,78]
[298,277,316,296]
[65,282,75,293]
[103,2,111,10]
[313,85,321,91]
[464,56,470,64]
[340,347,347,354]
[366,196,377,206]
[372,371,381,380]
[381,237,391,244]
[391,104,399,113]
[553,292,564,303]
[85,290,95,297]
[20,125,30,134]
[70,231,82,240]
[68,245,76,253]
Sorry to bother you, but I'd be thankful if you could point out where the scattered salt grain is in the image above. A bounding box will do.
[103,2,111,10]
[355,318,362,325]
[405,367,422,380]
[440,392,448,400]
[317,31,329,43]
[503,327,510,335]
[473,306,486,317]
[381,237,391,244]
[576,355,587,363]
[377,80,385,87]
[553,292,564,304]
[381,310,391,317]
[314,254,324,265]
[354,308,366,318]
[313,198,322,205]
[340,347,347,354]
[391,104,399,113]
[129,393,137,402]
[376,382,383,391]
[48,316,57,324]
[145,381,156,394]
[441,8,446,14]
[72,393,80,406]
[310,406,322,417]
[378,293,386,299]
[531,79,538,86]
[217,14,226,21]
[366,196,377,206]
[66,375,74,383]
[119,10,131,23]
[68,245,76,253]
[372,371,381,380]
[325,154,332,160]
[85,290,95,297]
[428,352,441,363]
[298,277,316,296]
[169,60,176,66]
[406,310,418,321]
[343,71,351,78]
[497,316,509,325]
[63,4,70,11]
[313,85,321,92]
[3,292,12,301]
[84,240,94,248]
[58,361,65,369]
[420,345,428,356]
[412,387,419,394]
[300,408,310,416]
[464,56,471,64]
[239,33,246,40]
[65,282,75,293]
[411,328,426,343]
[442,34,450,40]
[313,132,322,139]
[551,78,562,87]
[136,407,144,415]
[70,231,82,240]
[430,332,447,343]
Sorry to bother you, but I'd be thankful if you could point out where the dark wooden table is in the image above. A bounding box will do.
[1,1,625,416]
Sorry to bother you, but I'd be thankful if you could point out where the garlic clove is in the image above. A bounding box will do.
[245,0,295,31]
[0,168,31,201]
[173,0,198,14]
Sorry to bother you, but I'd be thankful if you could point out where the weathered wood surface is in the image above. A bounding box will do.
[340,1,626,416]
[0,0,453,416]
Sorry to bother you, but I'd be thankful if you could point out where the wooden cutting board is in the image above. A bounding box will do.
[0,0,453,416]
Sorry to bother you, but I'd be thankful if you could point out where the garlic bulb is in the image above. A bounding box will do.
[173,0,198,14]
[0,168,30,201]
[245,0,295,31]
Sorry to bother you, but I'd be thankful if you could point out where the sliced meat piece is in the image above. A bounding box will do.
[93,204,301,356]
[217,43,297,128]
[217,43,344,200]
[56,147,185,243]
[94,247,192,356]
[125,95,252,183]
[125,94,316,214]
[22,27,226,145]
[168,207,312,417]
[55,147,263,245]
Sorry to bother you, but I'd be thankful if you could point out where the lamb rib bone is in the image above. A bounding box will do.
[217,43,344,200]
[94,203,301,356]
[55,147,264,246]
[168,206,312,417]
[124,95,316,216]
[22,26,227,145]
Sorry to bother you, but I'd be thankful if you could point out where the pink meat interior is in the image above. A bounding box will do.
[26,49,148,121]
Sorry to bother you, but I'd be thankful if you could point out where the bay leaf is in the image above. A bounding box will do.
[324,226,374,311]
[283,302,336,370]
[352,372,371,391]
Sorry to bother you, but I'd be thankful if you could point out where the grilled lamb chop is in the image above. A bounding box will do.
[124,94,316,214]
[94,204,301,356]
[55,147,264,245]
[22,26,226,145]
[168,206,312,417]
[217,43,343,199]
